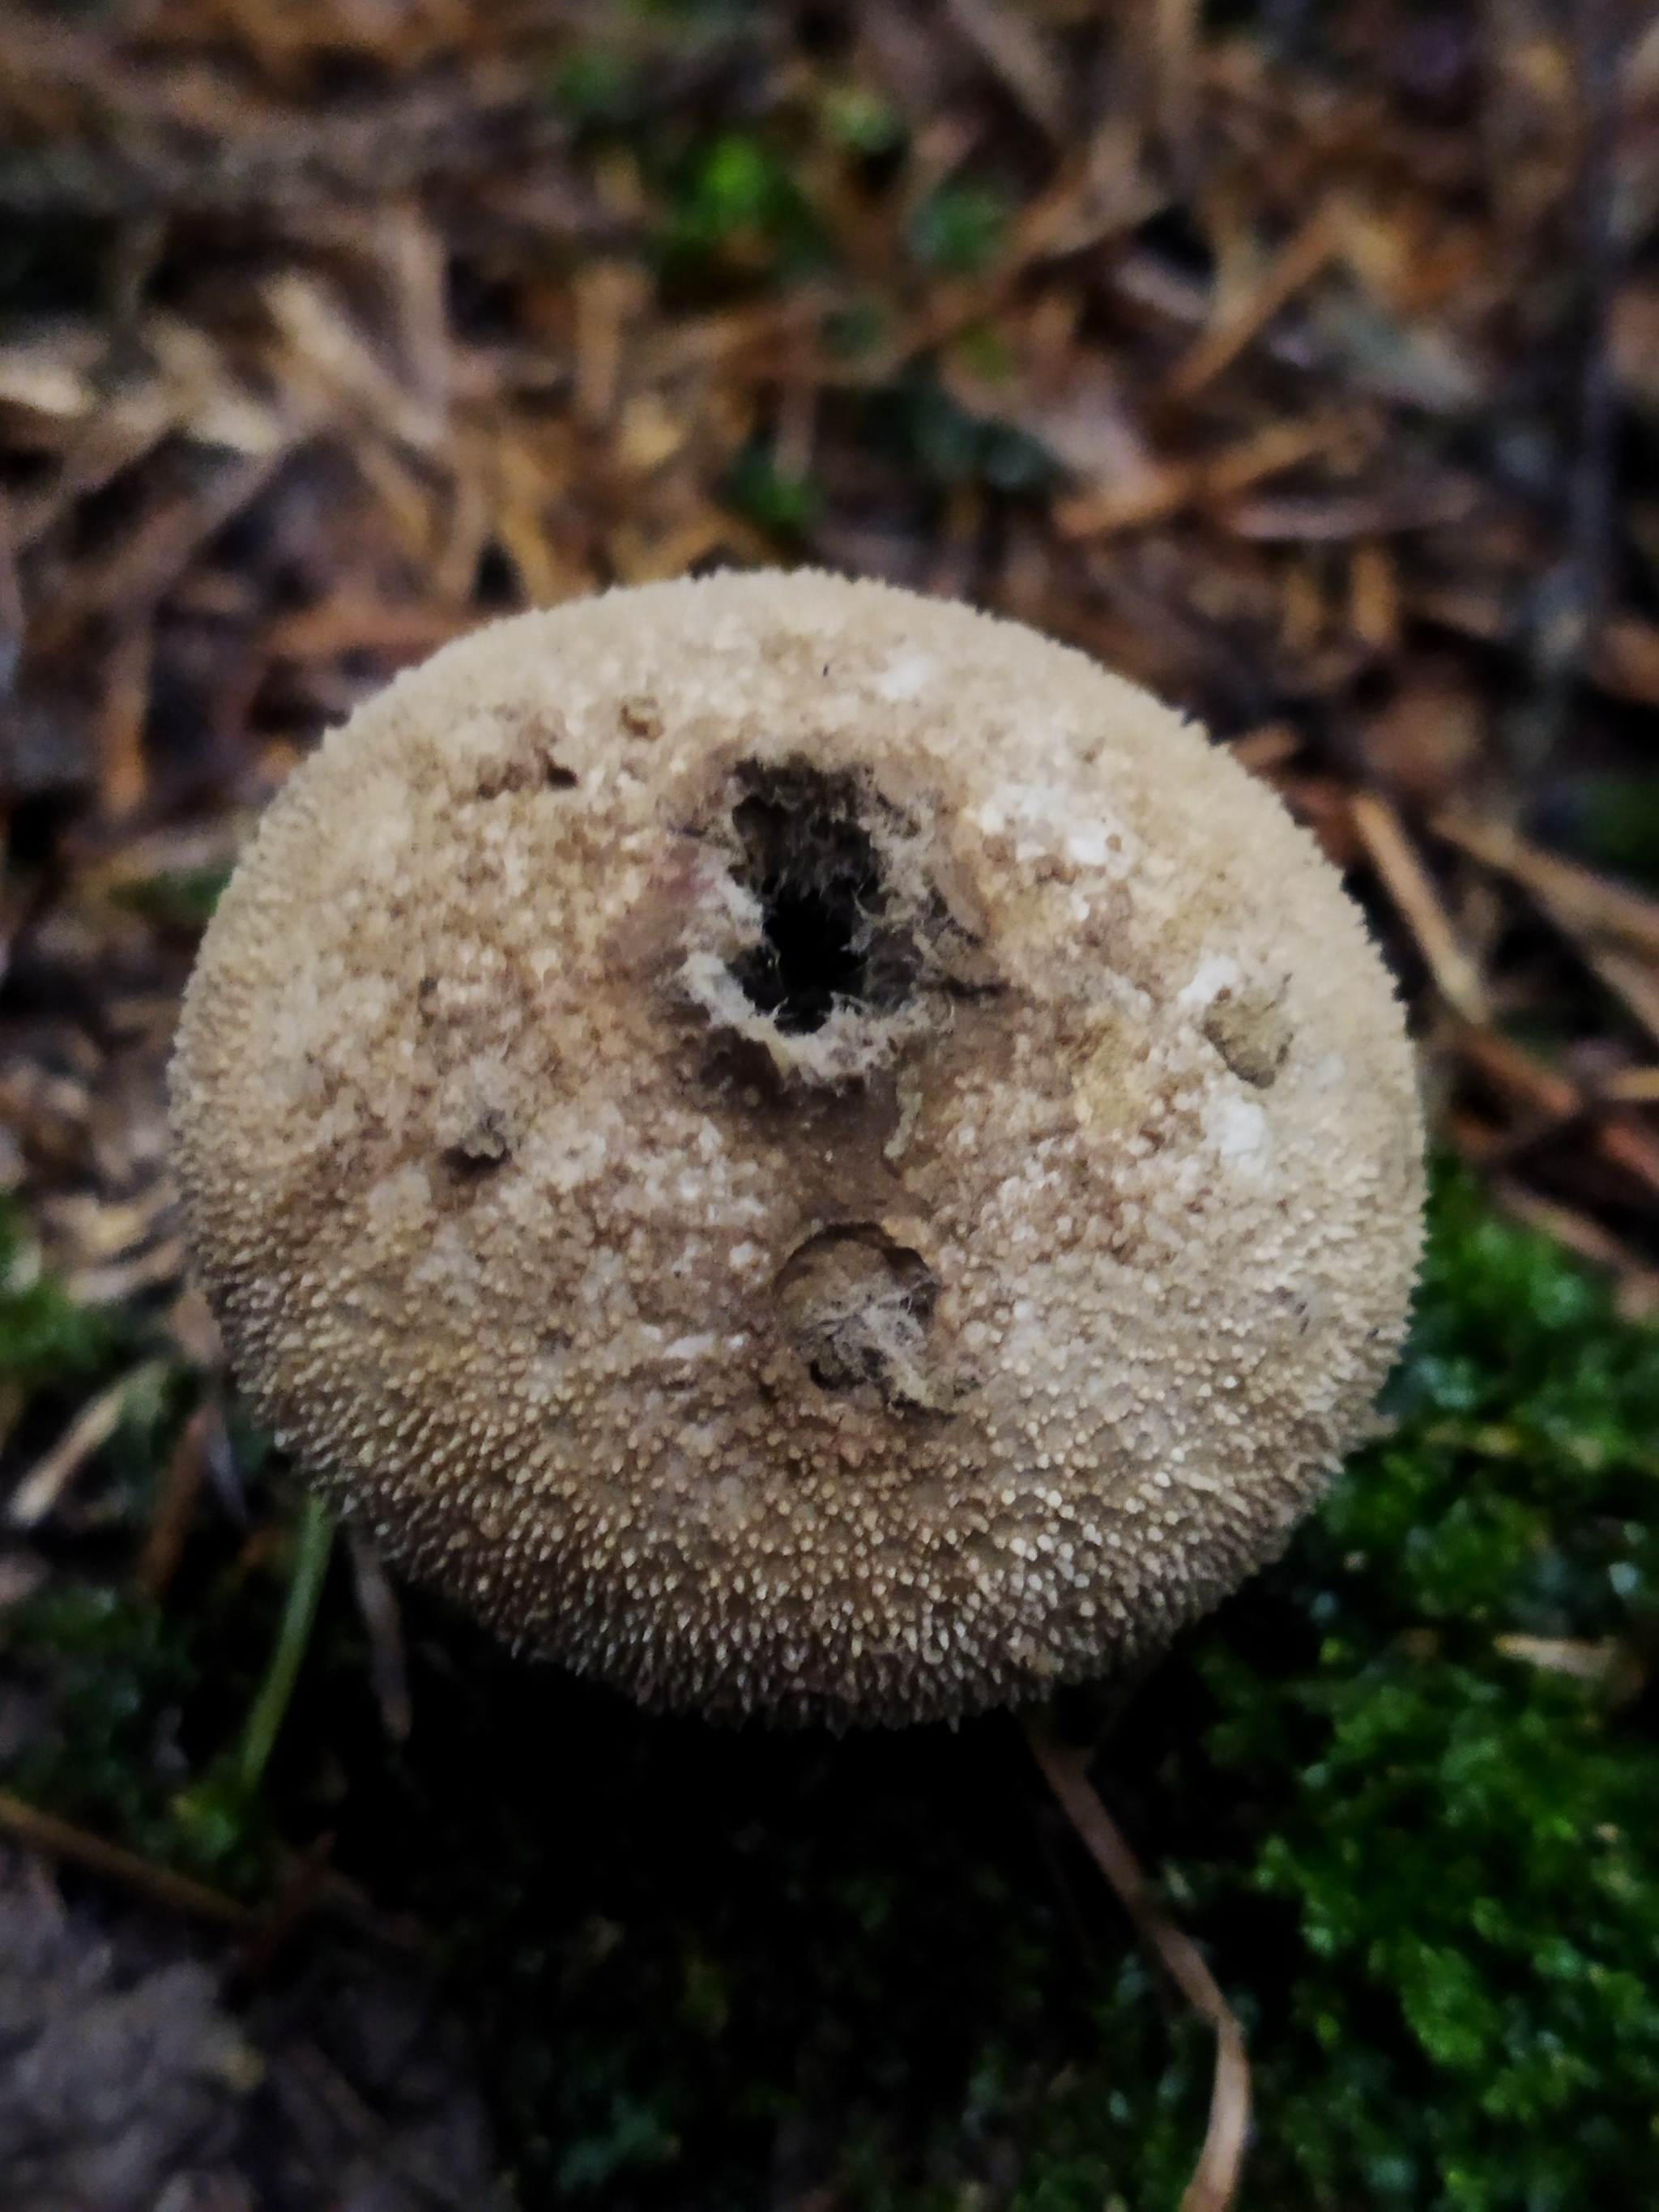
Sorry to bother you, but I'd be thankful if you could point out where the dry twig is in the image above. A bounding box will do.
[0,1787,254,1930]
[134,1397,215,1601]
[1350,792,1489,1025]
[7,1362,166,1529]
[1025,1720,1250,2212]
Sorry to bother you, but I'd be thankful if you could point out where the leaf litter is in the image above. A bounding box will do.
[3,2,1659,2207]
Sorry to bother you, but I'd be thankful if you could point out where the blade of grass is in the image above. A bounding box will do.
[240,1491,335,1794]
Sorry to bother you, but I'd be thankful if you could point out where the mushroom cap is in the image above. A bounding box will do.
[170,570,1422,1727]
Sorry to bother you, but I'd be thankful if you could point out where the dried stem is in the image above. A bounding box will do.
[348,1528,413,1745]
[0,1786,254,1930]
[1023,1717,1251,2212]
[134,1396,213,1601]
[1350,791,1489,1025]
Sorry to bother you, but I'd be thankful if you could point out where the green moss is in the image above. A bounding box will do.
[0,1204,117,1387]
[111,865,231,934]
[6,1169,1659,2208]
[907,181,1010,276]
[1175,1170,1659,2207]
[655,130,825,293]
[1555,773,1659,892]
[726,442,821,540]
[821,87,906,160]
[549,47,640,130]
[866,372,1059,496]
[2,1507,325,1897]
[3,1583,203,1854]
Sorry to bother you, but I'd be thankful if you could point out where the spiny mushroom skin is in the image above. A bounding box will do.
[170,571,1422,1728]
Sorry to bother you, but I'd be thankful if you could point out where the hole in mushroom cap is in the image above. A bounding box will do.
[775,1224,949,1411]
[727,763,920,1034]
[442,1108,512,1176]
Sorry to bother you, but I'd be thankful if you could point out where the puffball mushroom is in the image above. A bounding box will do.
[169,570,1422,1728]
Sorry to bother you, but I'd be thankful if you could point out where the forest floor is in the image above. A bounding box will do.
[2,2,1659,2207]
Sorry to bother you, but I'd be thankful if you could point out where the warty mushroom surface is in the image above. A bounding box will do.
[169,569,1424,1727]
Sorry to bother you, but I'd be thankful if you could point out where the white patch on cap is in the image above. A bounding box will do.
[1178,952,1244,1012]
[1063,827,1105,867]
[665,1333,716,1361]
[1205,1091,1272,1173]
[875,650,937,701]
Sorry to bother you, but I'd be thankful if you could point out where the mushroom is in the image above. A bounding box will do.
[169,569,1422,1728]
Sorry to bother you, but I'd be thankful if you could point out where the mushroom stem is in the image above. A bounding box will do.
[1023,1717,1251,2212]
[240,1491,335,1793]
